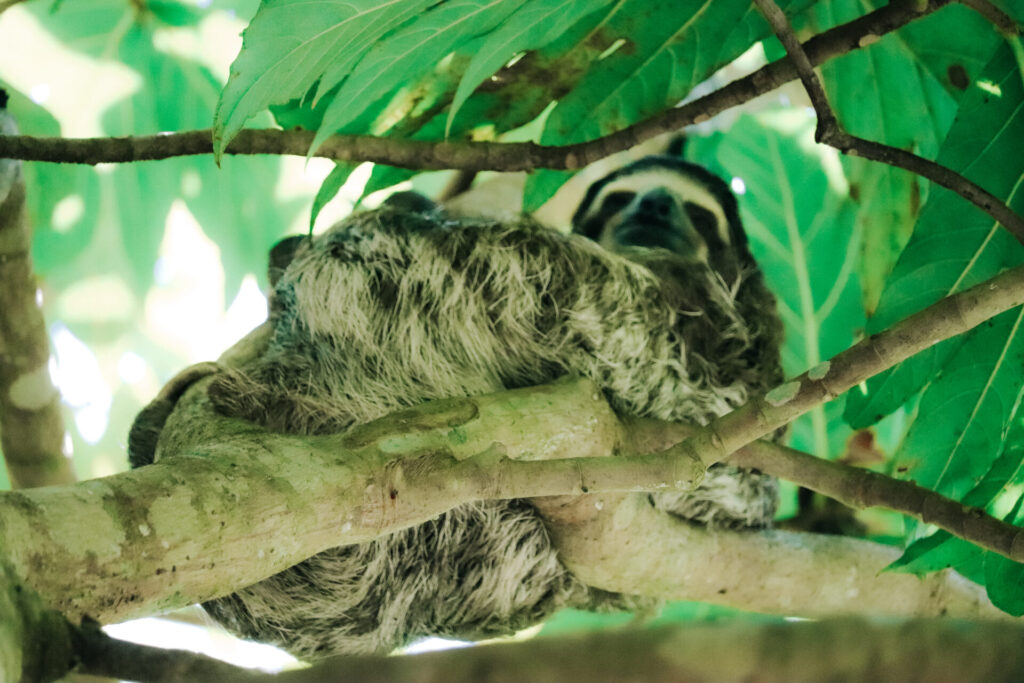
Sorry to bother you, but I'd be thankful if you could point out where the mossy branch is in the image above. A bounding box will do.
[0,105,75,489]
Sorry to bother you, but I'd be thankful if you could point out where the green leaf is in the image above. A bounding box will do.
[214,0,436,157]
[844,42,1024,427]
[523,169,573,213]
[149,0,203,27]
[887,414,1024,580]
[358,165,416,205]
[964,415,1024,509]
[891,307,1024,500]
[888,531,985,584]
[982,494,1024,615]
[813,1,1001,314]
[446,0,615,136]
[984,551,1024,616]
[314,0,533,150]
[310,164,355,231]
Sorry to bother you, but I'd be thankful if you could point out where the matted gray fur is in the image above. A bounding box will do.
[139,199,783,658]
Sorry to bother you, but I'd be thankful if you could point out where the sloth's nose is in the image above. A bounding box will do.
[635,189,675,220]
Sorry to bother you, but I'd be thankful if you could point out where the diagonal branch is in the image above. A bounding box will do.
[731,441,1024,561]
[958,0,1020,36]
[675,263,1024,472]
[753,0,1024,245]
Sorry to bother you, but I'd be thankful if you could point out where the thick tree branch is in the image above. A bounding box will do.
[0,375,1005,627]
[0,0,951,173]
[1,254,1022,625]
[754,0,1024,244]
[0,103,75,489]
[538,492,999,620]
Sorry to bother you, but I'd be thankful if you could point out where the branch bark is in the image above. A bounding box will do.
[538,492,998,620]
[0,103,75,489]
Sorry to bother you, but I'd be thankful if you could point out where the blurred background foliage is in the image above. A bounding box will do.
[3,0,1024,658]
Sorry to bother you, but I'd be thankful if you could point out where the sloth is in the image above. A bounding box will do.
[129,156,783,659]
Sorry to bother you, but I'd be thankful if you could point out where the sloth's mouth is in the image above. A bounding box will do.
[613,220,699,256]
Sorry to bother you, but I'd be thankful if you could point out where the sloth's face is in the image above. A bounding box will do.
[573,168,735,265]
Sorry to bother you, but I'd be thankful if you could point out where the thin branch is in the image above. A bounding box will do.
[0,0,951,172]
[72,618,260,683]
[731,441,1024,562]
[10,2,1021,246]
[755,0,1024,245]
[0,106,75,489]
[959,0,1020,35]
[676,263,1024,479]
[0,0,28,15]
[621,416,1024,563]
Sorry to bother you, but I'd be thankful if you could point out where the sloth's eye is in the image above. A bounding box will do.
[685,201,727,250]
[601,191,634,214]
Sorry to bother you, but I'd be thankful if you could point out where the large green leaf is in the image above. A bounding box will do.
[525,0,812,210]
[214,0,437,157]
[445,0,616,135]
[812,1,1000,314]
[844,43,1024,428]
[891,307,1024,500]
[312,0,534,151]
[691,112,863,459]
[888,412,1024,586]
[20,2,300,298]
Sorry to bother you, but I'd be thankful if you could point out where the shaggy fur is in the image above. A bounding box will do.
[131,166,783,658]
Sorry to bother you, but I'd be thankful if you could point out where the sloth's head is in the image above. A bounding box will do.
[571,155,752,278]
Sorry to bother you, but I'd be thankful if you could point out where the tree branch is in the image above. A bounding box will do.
[0,0,951,172]
[0,102,75,489]
[670,263,1024,469]
[958,0,1020,36]
[240,619,1024,683]
[1,261,1023,625]
[731,441,1024,562]
[71,617,257,683]
[754,0,1024,245]
[538,492,1001,621]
